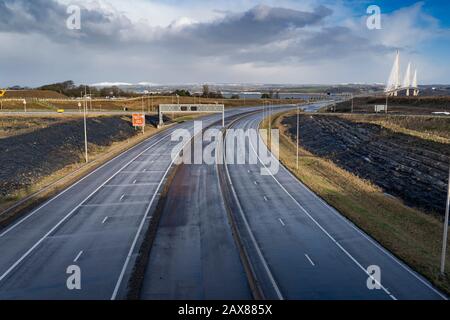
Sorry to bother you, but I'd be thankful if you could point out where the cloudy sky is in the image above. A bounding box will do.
[0,0,449,87]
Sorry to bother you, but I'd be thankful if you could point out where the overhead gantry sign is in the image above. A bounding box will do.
[158,104,225,127]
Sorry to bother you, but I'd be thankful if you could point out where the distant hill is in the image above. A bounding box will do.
[2,90,68,99]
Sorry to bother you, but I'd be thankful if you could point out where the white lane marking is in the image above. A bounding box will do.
[305,254,315,266]
[0,131,174,238]
[247,120,396,300]
[254,181,258,185]
[133,180,137,184]
[110,130,195,300]
[73,251,83,263]
[102,217,109,224]
[223,125,284,301]
[258,117,448,300]
[119,194,125,201]
[278,218,285,227]
[263,196,268,201]
[0,131,175,283]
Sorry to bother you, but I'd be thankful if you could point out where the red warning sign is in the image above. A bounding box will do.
[132,114,145,127]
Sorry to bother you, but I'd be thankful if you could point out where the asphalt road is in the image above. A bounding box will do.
[0,107,258,300]
[222,111,447,300]
[139,136,252,299]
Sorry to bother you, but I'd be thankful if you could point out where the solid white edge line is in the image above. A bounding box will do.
[0,128,175,238]
[258,114,448,300]
[0,132,174,283]
[224,118,284,301]
[110,129,196,300]
[248,115,396,300]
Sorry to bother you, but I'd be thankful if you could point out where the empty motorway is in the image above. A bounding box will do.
[0,107,261,299]
[0,103,446,300]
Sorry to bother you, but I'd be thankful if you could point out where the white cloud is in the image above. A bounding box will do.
[0,0,448,86]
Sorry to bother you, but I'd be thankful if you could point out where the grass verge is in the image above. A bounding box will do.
[261,110,450,295]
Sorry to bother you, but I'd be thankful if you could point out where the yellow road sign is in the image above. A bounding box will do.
[0,90,6,97]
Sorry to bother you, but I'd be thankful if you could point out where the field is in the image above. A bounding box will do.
[2,90,68,99]
[330,96,450,114]
[261,111,450,294]
[1,91,304,112]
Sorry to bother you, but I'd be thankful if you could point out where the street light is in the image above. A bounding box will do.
[440,166,450,275]
[297,106,300,170]
[83,96,88,163]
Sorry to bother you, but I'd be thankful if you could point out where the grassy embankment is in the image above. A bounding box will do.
[0,115,172,224]
[261,111,450,295]
[338,114,450,144]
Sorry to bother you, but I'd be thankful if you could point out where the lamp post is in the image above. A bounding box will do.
[83,97,88,163]
[141,95,145,134]
[297,106,300,170]
[440,165,450,275]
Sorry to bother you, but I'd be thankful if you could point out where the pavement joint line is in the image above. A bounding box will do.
[0,130,174,283]
[81,201,149,208]
[248,117,397,300]
[102,217,109,224]
[305,254,315,266]
[258,116,448,300]
[278,218,285,226]
[0,130,174,239]
[73,251,83,263]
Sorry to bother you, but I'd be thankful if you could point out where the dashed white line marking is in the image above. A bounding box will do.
[133,180,137,184]
[119,194,125,201]
[278,218,285,226]
[254,181,258,185]
[263,196,268,201]
[102,216,109,224]
[248,129,398,300]
[73,251,83,263]
[305,254,315,266]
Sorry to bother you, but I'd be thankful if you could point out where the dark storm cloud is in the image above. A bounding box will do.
[0,0,396,86]
[0,0,133,44]
[184,5,333,45]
